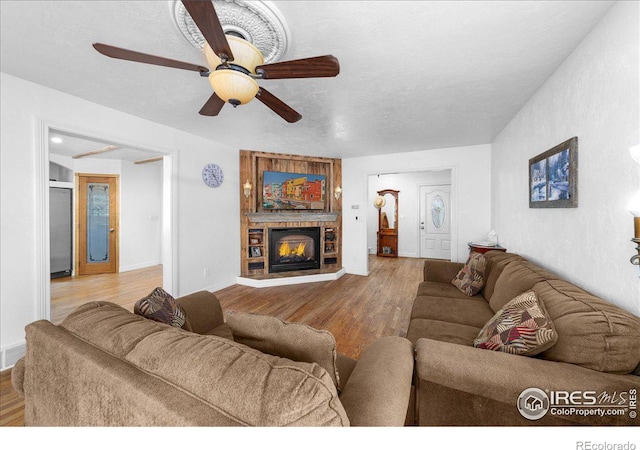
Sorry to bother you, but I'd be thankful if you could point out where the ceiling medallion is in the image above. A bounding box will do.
[173,0,290,64]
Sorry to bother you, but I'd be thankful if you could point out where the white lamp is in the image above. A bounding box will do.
[204,37,263,73]
[629,190,640,265]
[243,180,252,198]
[334,186,342,200]
[204,37,264,107]
[209,71,259,106]
[630,144,640,164]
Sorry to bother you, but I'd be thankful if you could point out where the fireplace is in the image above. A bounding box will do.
[268,227,321,273]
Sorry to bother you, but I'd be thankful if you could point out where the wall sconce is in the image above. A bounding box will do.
[630,191,640,265]
[630,144,640,164]
[334,186,342,200]
[630,144,640,265]
[243,180,252,198]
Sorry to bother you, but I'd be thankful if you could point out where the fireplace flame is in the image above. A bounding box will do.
[279,241,306,257]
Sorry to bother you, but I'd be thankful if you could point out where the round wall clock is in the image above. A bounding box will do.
[202,163,224,188]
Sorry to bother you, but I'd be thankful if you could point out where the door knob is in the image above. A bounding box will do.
[109,228,115,233]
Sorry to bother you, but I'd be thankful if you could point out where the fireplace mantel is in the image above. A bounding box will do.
[246,212,339,223]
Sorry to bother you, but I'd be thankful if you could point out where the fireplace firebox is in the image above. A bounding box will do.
[268,227,321,273]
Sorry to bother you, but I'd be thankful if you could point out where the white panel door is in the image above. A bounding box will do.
[420,185,451,260]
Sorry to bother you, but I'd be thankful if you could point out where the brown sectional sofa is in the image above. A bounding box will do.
[407,251,640,426]
[12,291,414,426]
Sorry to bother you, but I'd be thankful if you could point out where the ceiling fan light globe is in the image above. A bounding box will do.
[208,70,259,105]
[204,36,264,74]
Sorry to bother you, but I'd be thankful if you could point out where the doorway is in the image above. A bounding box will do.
[35,120,176,322]
[76,174,119,275]
[419,184,451,260]
[367,169,454,260]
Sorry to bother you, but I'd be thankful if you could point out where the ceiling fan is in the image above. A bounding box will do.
[93,0,340,123]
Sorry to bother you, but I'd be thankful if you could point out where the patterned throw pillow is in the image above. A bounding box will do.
[474,290,557,356]
[134,287,188,329]
[451,252,487,296]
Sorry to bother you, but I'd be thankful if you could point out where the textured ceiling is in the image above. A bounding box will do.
[48,129,164,163]
[0,1,614,159]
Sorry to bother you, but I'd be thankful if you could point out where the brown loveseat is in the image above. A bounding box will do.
[12,291,414,426]
[406,251,640,426]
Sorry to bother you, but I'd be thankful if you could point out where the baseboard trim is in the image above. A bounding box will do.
[2,342,26,370]
[206,279,238,293]
[119,261,162,273]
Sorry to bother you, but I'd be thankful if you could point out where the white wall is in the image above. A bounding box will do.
[0,73,240,369]
[367,171,451,257]
[342,144,491,275]
[491,1,640,315]
[119,160,163,272]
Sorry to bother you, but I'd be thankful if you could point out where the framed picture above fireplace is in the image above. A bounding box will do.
[262,171,326,210]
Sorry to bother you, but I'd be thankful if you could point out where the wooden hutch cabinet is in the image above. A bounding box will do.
[376,189,399,257]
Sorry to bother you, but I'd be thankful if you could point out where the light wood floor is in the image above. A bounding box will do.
[0,256,424,426]
[50,264,164,324]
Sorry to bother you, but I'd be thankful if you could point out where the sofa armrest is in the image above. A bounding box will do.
[423,260,463,283]
[339,336,414,426]
[176,291,225,335]
[11,357,26,397]
[415,338,640,423]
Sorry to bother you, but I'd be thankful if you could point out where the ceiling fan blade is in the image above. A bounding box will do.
[93,43,209,74]
[255,88,302,123]
[182,0,234,62]
[199,93,225,116]
[256,55,340,79]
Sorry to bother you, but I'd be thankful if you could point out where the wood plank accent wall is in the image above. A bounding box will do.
[239,150,342,276]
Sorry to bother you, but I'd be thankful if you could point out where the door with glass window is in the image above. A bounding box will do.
[419,184,451,260]
[76,174,119,275]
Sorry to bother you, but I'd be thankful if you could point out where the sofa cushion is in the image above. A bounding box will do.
[204,323,234,341]
[406,318,481,347]
[61,302,349,426]
[128,326,348,426]
[451,252,488,296]
[61,301,170,358]
[488,260,551,313]
[535,280,640,374]
[417,281,487,302]
[482,252,525,301]
[134,287,190,330]
[474,290,557,356]
[423,260,465,283]
[410,295,495,328]
[335,353,358,394]
[226,311,340,389]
